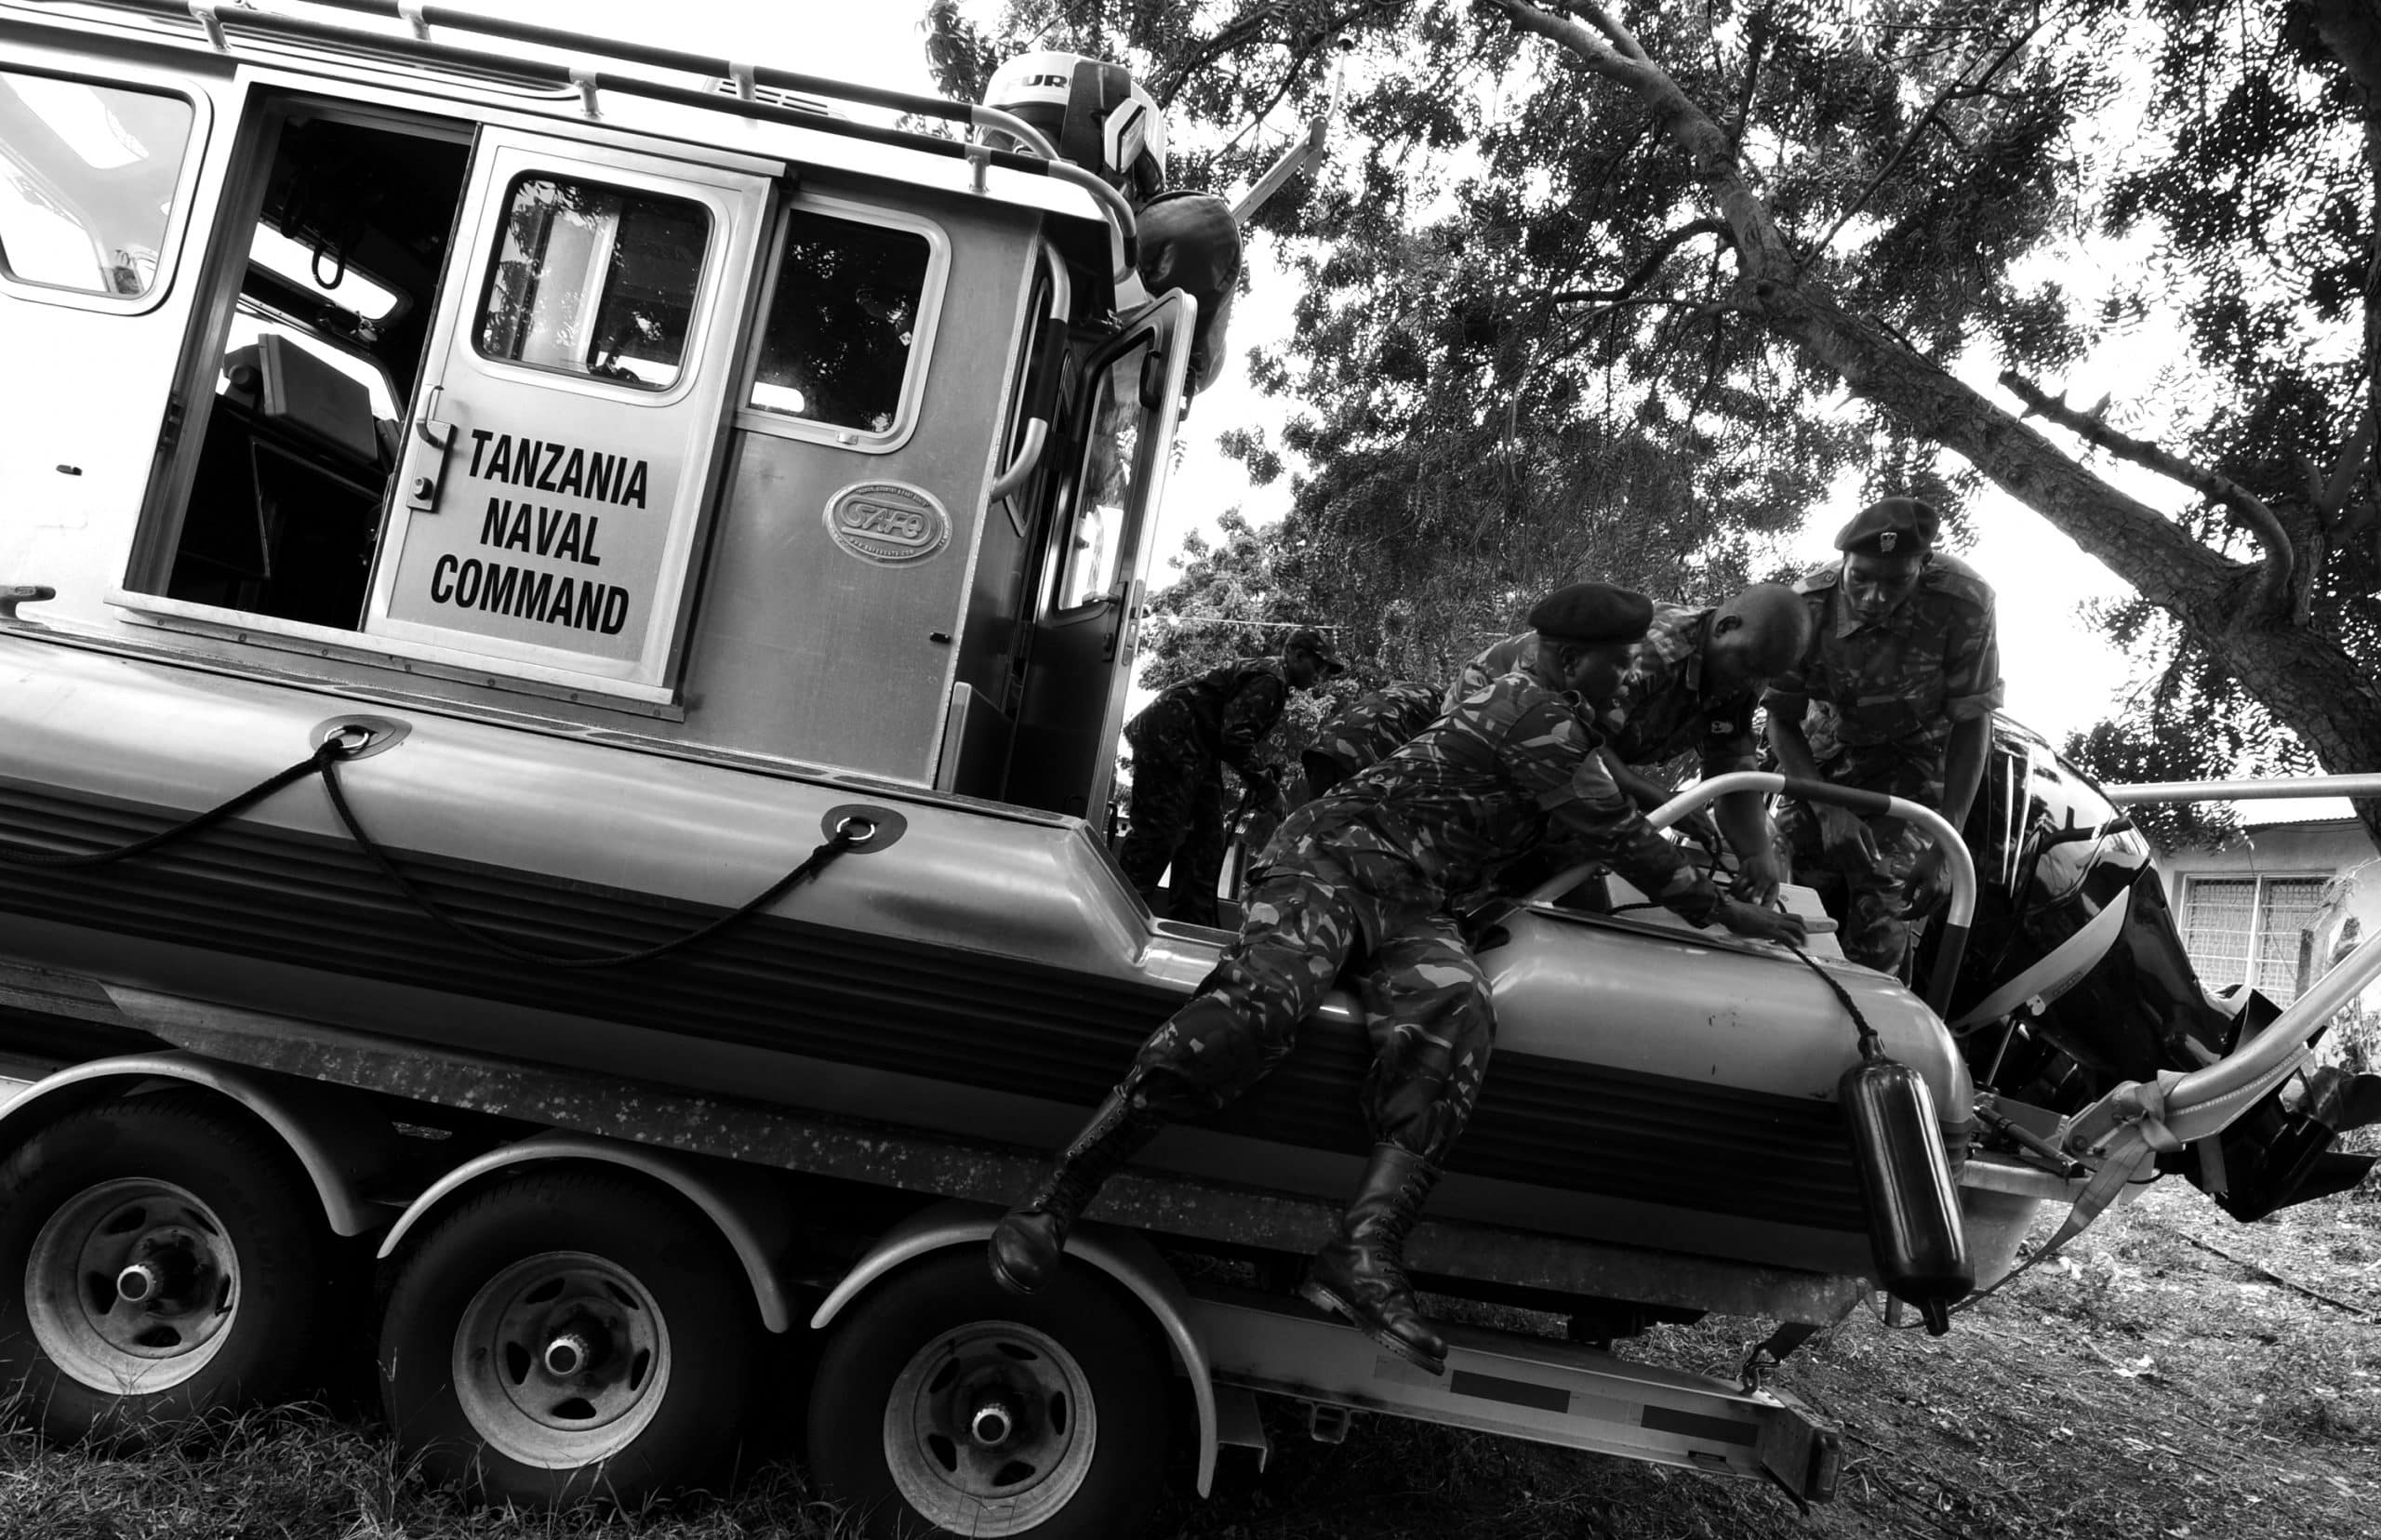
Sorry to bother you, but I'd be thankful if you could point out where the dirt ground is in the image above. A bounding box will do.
[1,1179,2373,1540]
[1156,1181,2380,1540]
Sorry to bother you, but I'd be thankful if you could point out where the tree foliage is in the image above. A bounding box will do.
[935,0,2381,838]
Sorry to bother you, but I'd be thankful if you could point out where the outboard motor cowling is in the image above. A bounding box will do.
[1937,719,2379,1218]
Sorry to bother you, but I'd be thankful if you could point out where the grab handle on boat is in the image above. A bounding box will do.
[0,585,56,622]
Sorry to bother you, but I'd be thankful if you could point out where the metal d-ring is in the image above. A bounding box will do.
[833,815,879,845]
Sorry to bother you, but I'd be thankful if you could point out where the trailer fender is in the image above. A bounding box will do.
[0,1052,385,1237]
[375,1134,796,1333]
[811,1199,1221,1496]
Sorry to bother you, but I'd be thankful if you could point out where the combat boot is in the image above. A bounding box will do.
[988,1086,1164,1295]
[1300,1143,1448,1374]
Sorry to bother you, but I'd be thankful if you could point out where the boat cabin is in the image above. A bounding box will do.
[1,0,1190,823]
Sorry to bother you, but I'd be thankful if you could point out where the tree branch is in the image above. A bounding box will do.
[1727,8,1769,153]
[2000,370,2295,621]
[1802,20,2042,269]
[1550,218,1734,307]
[1545,0,1649,62]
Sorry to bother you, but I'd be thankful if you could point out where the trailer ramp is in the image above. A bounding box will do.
[1190,1287,1840,1505]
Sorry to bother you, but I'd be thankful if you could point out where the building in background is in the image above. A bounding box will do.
[2159,808,2381,1011]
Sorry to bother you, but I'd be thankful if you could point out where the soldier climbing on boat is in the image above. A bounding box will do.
[1450,582,1815,898]
[1765,497,2002,976]
[1117,627,1343,925]
[991,583,1807,1374]
[1298,678,1443,800]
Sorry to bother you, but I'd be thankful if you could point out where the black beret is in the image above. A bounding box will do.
[1284,626,1348,674]
[1833,496,1940,556]
[1527,582,1655,644]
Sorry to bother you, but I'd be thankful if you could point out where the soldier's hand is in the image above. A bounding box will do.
[1714,896,1807,947]
[1906,845,1950,917]
[1816,803,1879,865]
[1734,847,1786,906]
[1676,806,1725,861]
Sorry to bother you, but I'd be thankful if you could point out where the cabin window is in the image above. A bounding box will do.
[741,199,944,448]
[0,71,193,299]
[1050,347,1146,611]
[475,176,710,391]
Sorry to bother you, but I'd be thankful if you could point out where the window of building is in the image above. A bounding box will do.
[476,176,709,391]
[2181,874,2330,1003]
[0,71,194,298]
[746,202,938,440]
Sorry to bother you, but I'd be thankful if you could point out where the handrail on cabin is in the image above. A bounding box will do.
[27,0,1137,278]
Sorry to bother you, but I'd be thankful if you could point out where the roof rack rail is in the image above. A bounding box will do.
[27,0,1137,277]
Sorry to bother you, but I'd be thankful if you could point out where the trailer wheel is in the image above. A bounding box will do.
[378,1169,756,1507]
[0,1091,330,1440]
[808,1252,1170,1539]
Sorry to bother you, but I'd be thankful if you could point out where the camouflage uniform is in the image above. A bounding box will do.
[1763,553,2002,972]
[1603,603,1762,779]
[1120,657,1290,925]
[1453,607,1757,776]
[1448,607,1759,884]
[1444,633,1536,714]
[1301,681,1443,798]
[1115,673,1723,1161]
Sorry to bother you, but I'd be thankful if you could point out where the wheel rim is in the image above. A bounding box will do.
[884,1319,1099,1534]
[450,1250,672,1469]
[23,1177,241,1394]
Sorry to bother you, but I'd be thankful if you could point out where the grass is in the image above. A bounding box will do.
[2,1179,2373,1540]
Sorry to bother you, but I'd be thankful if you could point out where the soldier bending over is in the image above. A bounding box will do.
[991,585,1804,1374]
[1119,627,1341,925]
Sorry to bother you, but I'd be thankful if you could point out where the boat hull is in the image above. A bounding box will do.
[0,634,1975,1289]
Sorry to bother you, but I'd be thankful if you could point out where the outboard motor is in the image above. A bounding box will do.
[981,51,1242,393]
[1929,719,2379,1218]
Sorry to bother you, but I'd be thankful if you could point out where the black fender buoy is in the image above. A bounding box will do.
[1841,1051,1973,1334]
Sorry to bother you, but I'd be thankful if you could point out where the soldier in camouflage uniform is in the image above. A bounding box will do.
[1120,627,1342,925]
[1300,680,1443,799]
[1451,586,1812,897]
[1765,497,2002,976]
[991,585,1806,1374]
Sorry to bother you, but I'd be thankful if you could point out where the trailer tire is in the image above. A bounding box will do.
[808,1252,1170,1539]
[0,1091,331,1441]
[377,1169,756,1507]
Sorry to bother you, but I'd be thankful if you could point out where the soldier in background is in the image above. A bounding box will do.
[991,584,1805,1374]
[1765,496,2002,975]
[1299,680,1443,801]
[1119,628,1342,925]
[1449,584,1813,897]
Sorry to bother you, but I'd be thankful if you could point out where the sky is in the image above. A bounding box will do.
[417,2,2334,817]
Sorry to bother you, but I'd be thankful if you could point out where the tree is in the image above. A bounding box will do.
[937,1,2381,842]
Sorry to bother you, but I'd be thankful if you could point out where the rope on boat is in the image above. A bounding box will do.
[0,729,863,969]
[316,752,863,969]
[0,737,350,870]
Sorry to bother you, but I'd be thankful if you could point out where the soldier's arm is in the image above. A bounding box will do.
[1937,600,2003,830]
[1505,705,1721,925]
[1217,673,1288,771]
[1763,687,1825,784]
[1763,678,1874,861]
[1603,749,1671,813]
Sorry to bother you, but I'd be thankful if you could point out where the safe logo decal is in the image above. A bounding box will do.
[824,481,951,565]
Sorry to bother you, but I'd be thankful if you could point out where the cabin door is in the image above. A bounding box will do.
[1005,292,1195,821]
[366,129,771,699]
